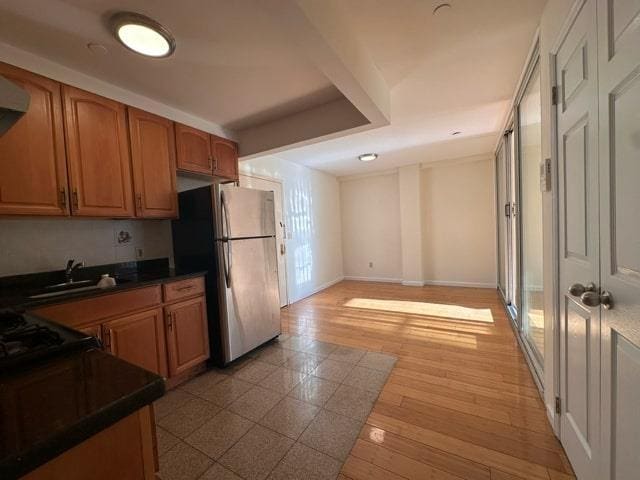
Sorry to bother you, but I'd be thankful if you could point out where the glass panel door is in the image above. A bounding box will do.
[517,61,544,366]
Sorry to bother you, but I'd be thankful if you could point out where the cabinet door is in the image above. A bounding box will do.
[0,63,69,216]
[128,107,178,218]
[62,86,134,217]
[103,307,167,377]
[175,123,212,175]
[165,296,209,376]
[211,135,238,180]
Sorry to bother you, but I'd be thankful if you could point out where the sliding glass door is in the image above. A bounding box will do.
[517,60,544,367]
[496,126,518,319]
[495,49,544,380]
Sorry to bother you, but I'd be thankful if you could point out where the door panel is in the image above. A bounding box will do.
[165,296,209,376]
[564,299,592,448]
[103,307,167,377]
[219,237,280,362]
[0,63,68,216]
[597,0,640,478]
[128,107,178,218]
[211,135,238,180]
[496,145,507,298]
[239,174,289,307]
[219,184,276,238]
[556,1,601,478]
[62,86,134,217]
[175,123,212,175]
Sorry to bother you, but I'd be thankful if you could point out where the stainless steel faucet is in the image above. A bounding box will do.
[65,259,84,283]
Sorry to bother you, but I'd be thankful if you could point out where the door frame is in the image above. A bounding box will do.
[238,172,290,307]
[548,0,588,438]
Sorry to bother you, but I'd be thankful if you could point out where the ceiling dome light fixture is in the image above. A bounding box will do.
[358,153,378,162]
[111,12,175,58]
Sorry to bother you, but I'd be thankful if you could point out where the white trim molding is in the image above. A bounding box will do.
[289,276,344,304]
[344,276,403,283]
[401,280,426,287]
[422,280,496,289]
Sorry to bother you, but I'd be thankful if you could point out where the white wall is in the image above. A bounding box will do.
[340,172,402,282]
[239,156,344,303]
[0,218,173,276]
[420,157,496,287]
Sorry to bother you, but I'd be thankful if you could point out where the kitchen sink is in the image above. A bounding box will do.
[28,275,130,299]
[29,284,102,299]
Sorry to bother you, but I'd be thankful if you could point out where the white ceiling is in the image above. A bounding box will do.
[0,0,546,177]
[0,0,343,130]
[274,0,546,176]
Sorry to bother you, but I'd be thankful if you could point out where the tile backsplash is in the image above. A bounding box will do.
[0,218,173,277]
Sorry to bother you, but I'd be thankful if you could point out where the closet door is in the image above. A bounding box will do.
[597,1,640,479]
[62,86,134,217]
[0,63,68,216]
[555,1,601,479]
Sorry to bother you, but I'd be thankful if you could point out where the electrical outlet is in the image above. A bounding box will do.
[135,247,144,259]
[369,262,373,268]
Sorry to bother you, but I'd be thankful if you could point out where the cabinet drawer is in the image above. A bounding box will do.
[163,277,205,303]
[31,285,162,329]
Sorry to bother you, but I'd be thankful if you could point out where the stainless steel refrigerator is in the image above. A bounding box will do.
[172,183,281,365]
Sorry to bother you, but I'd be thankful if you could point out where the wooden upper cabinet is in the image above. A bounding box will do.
[0,63,69,216]
[165,296,209,377]
[175,123,212,175]
[127,107,178,218]
[62,86,134,217]
[211,135,238,180]
[103,307,168,377]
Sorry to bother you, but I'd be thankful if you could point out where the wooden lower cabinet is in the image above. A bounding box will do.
[77,324,103,346]
[165,296,210,377]
[22,406,157,480]
[102,308,168,378]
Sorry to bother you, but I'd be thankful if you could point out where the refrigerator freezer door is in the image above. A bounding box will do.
[218,236,281,362]
[219,184,276,239]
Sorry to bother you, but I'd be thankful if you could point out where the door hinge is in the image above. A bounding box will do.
[555,396,561,415]
[551,86,559,106]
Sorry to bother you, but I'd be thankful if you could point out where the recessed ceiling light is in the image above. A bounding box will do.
[433,3,452,15]
[87,43,108,55]
[451,131,462,136]
[111,12,175,58]
[358,153,378,162]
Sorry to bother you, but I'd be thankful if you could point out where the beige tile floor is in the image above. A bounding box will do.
[155,334,396,480]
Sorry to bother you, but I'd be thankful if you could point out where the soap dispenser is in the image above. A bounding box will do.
[97,274,116,288]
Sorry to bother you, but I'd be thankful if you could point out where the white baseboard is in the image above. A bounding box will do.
[344,276,403,284]
[401,280,425,287]
[289,276,344,304]
[422,280,496,288]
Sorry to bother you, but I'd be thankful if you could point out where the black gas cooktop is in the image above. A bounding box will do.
[0,309,99,371]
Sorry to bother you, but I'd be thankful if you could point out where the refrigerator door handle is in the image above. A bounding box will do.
[221,191,232,286]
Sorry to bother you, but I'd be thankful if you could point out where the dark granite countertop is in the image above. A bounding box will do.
[0,258,207,310]
[0,348,165,479]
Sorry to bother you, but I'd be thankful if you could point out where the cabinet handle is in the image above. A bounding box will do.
[60,188,67,208]
[167,313,173,331]
[103,329,111,350]
[208,155,213,170]
[72,188,79,209]
[136,193,143,211]
[213,155,218,172]
[176,285,195,292]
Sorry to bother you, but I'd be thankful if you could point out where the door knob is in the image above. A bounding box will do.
[580,290,614,310]
[569,282,596,296]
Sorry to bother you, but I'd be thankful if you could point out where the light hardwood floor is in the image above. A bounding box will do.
[280,280,575,480]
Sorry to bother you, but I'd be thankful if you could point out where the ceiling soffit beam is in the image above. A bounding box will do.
[240,0,390,157]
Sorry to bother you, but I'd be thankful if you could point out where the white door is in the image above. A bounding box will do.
[239,174,289,307]
[555,1,601,478]
[597,0,640,478]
